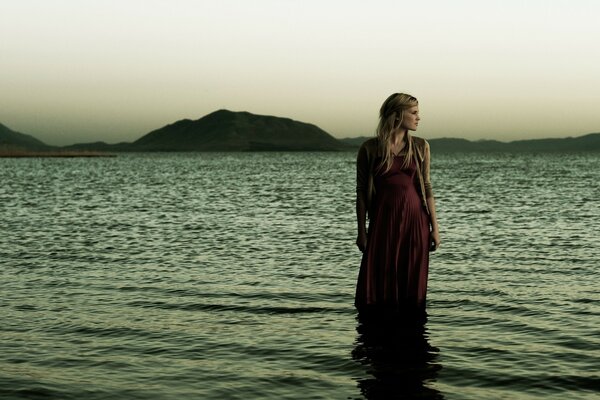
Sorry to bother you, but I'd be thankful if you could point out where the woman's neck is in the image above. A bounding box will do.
[388,130,408,156]
[390,130,407,146]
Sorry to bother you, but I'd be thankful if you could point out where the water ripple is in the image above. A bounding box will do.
[1,152,599,399]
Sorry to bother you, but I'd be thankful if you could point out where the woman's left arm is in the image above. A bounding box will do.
[424,141,441,250]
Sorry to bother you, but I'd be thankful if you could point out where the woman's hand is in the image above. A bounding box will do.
[356,231,367,252]
[430,230,441,251]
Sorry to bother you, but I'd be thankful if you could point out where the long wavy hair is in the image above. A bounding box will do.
[376,93,418,173]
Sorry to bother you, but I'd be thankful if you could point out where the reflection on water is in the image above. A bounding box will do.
[352,308,443,399]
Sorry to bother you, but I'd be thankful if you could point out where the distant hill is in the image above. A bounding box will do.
[340,136,508,151]
[62,141,134,152]
[0,123,52,151]
[132,109,344,151]
[503,133,600,152]
[3,116,600,153]
[340,134,600,152]
[339,136,369,147]
[429,138,508,152]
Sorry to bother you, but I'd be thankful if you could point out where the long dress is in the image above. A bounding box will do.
[355,154,431,313]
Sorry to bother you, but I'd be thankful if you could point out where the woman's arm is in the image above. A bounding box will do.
[427,197,440,250]
[356,193,368,252]
[356,144,369,252]
[423,141,441,250]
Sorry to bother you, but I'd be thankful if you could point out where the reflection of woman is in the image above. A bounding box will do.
[352,311,443,399]
[355,93,440,313]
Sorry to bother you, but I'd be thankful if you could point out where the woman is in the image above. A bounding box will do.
[355,93,440,314]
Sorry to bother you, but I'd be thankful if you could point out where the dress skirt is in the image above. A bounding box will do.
[355,155,431,313]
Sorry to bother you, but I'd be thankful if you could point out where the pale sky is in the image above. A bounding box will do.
[1,0,598,146]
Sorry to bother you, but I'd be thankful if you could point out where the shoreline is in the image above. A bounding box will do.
[0,151,116,158]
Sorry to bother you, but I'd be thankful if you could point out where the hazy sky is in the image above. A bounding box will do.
[1,0,599,145]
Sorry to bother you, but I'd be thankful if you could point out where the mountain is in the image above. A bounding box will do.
[439,133,600,152]
[340,133,600,152]
[62,141,134,152]
[0,123,52,151]
[340,136,508,151]
[503,133,600,152]
[3,115,600,153]
[338,136,369,147]
[133,109,344,151]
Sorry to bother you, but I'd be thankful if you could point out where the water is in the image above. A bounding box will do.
[1,151,599,399]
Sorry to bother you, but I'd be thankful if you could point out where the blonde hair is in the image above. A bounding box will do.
[376,93,418,173]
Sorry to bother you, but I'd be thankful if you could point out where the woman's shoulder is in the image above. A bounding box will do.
[411,135,429,147]
[358,137,379,155]
[411,135,430,162]
[360,137,379,148]
[411,135,431,153]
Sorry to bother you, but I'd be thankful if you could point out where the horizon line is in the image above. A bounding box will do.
[1,115,598,147]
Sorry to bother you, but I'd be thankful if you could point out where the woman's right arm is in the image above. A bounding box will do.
[423,140,441,250]
[356,144,368,252]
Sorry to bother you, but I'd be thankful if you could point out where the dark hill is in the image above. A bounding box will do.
[341,133,600,152]
[339,136,370,147]
[0,123,51,151]
[504,133,600,152]
[340,136,508,151]
[62,141,134,152]
[133,109,343,151]
[429,138,507,152]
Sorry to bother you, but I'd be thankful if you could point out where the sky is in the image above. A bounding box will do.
[1,0,599,146]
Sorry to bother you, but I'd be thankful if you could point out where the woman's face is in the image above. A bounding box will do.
[400,105,420,131]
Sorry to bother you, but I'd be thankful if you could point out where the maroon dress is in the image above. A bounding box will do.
[355,155,431,312]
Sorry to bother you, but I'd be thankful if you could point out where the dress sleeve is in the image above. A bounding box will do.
[356,143,369,195]
[423,140,434,199]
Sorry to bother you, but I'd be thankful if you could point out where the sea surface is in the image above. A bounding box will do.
[1,151,599,400]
